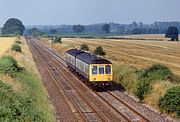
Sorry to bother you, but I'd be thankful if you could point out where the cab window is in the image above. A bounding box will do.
[92,66,97,74]
[99,65,104,74]
[105,65,111,74]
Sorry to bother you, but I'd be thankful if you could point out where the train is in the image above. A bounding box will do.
[66,49,113,87]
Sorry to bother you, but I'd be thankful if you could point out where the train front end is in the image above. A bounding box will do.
[89,63,113,87]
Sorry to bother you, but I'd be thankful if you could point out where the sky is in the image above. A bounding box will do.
[0,0,180,26]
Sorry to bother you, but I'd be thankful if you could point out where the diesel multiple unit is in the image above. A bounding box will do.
[66,49,113,87]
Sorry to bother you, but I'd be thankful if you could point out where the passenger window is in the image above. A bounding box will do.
[105,65,111,74]
[92,66,97,74]
[99,65,104,74]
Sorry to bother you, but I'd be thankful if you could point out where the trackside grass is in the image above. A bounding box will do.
[0,37,55,122]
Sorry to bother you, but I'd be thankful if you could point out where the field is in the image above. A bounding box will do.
[110,34,180,40]
[0,37,15,56]
[61,35,180,75]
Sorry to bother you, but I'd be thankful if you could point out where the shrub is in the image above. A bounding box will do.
[11,44,21,52]
[15,40,22,44]
[158,86,180,117]
[0,56,21,76]
[0,80,43,121]
[80,44,89,51]
[53,37,62,43]
[142,64,173,81]
[94,46,106,56]
[136,78,152,101]
[136,64,173,101]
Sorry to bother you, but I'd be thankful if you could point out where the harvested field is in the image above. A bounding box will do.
[62,37,180,75]
[111,34,180,41]
[0,37,15,56]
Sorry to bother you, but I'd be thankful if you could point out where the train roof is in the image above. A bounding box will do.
[66,49,84,56]
[76,52,112,64]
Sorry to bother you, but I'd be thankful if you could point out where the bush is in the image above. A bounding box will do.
[136,64,173,101]
[0,56,21,76]
[11,44,21,52]
[136,78,152,101]
[80,44,89,51]
[94,46,106,56]
[142,64,174,81]
[0,80,43,121]
[53,37,62,43]
[15,40,22,44]
[158,86,180,117]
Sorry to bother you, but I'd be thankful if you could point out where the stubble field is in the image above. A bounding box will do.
[62,35,180,75]
[0,37,15,56]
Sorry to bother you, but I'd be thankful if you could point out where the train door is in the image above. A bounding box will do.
[98,65,105,81]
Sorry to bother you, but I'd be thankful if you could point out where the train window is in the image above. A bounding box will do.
[92,66,97,74]
[99,65,104,74]
[105,65,111,74]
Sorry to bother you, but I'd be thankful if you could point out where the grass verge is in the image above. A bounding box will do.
[0,37,55,122]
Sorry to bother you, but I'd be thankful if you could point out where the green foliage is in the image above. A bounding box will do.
[0,56,21,77]
[158,86,180,117]
[11,44,21,52]
[28,28,44,37]
[15,40,22,44]
[0,80,43,122]
[1,18,25,35]
[80,44,89,51]
[136,78,152,100]
[102,24,110,34]
[136,64,174,101]
[94,46,106,56]
[49,29,57,35]
[142,64,174,81]
[53,37,62,43]
[72,25,85,34]
[165,26,179,41]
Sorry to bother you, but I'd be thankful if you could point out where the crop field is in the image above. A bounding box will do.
[62,36,180,75]
[0,37,15,56]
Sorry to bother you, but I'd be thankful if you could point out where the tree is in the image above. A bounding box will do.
[165,26,179,41]
[53,37,62,43]
[72,25,85,34]
[28,28,44,37]
[102,24,110,34]
[94,46,106,56]
[80,44,89,51]
[1,18,25,35]
[49,29,57,35]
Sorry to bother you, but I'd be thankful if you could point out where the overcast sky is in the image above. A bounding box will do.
[0,0,179,26]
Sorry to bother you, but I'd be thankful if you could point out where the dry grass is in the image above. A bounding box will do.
[0,37,15,56]
[144,80,176,109]
[62,37,180,75]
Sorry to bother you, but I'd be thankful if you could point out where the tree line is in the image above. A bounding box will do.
[0,18,179,41]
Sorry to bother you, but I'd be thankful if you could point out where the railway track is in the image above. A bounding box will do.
[27,37,167,122]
